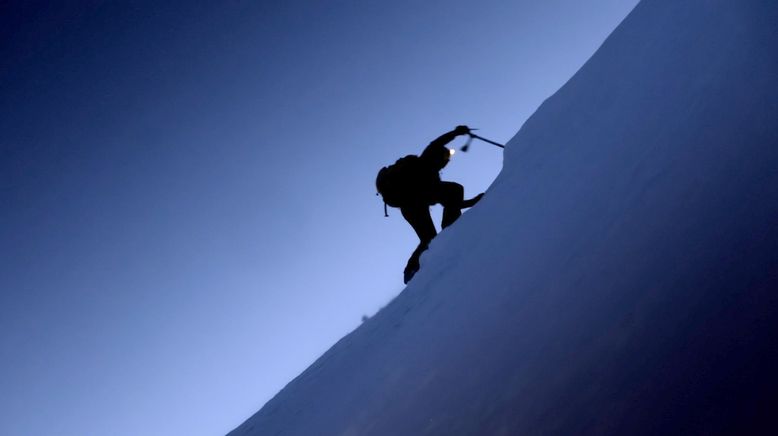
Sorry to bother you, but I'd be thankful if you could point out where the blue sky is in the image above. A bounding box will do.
[0,1,637,434]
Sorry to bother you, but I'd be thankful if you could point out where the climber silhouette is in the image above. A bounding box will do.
[376,125,483,283]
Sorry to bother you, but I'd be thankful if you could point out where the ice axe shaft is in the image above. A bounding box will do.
[461,132,505,151]
[469,133,505,148]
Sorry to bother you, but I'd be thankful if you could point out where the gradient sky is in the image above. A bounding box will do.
[1,1,637,435]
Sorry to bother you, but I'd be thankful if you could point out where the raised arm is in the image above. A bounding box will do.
[420,125,471,160]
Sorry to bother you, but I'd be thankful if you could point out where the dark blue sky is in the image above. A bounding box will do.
[1,1,637,434]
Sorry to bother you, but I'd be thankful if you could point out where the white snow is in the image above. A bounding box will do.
[229,0,778,434]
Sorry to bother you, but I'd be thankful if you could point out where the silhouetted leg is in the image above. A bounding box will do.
[437,182,465,229]
[401,205,436,283]
[401,204,437,243]
[461,192,484,209]
[403,241,429,283]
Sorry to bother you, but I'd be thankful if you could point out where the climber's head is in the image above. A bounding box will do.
[430,147,454,170]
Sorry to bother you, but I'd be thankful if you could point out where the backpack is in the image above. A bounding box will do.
[375,154,422,210]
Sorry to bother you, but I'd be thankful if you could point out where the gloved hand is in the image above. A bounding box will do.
[454,125,471,135]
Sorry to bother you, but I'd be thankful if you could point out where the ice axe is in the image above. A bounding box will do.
[460,129,505,152]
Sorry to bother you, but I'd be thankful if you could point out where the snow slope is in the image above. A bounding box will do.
[229,0,778,434]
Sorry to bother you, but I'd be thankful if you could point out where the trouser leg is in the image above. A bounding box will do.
[401,205,437,244]
[437,182,465,229]
[401,205,436,282]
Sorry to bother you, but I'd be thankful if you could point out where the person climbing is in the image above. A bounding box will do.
[376,125,484,283]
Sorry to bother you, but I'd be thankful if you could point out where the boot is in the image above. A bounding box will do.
[403,241,429,283]
[461,192,484,208]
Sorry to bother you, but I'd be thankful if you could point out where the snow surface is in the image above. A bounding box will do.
[229,0,778,434]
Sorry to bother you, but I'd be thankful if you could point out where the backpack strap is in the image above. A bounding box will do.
[377,192,389,217]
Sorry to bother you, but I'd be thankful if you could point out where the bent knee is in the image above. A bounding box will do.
[440,182,464,204]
